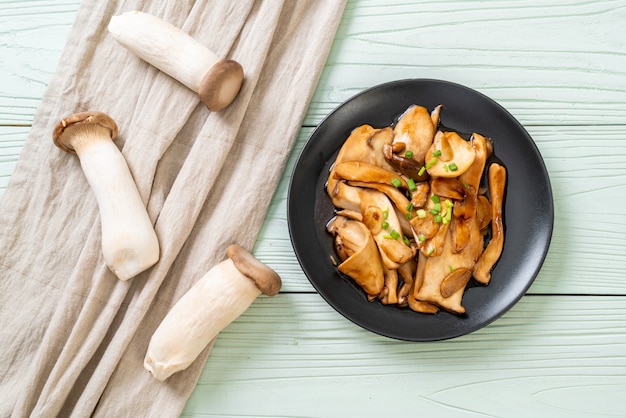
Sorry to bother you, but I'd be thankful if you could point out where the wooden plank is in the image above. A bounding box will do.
[0,126,29,191]
[2,1,626,126]
[182,293,626,417]
[0,0,79,125]
[304,0,626,126]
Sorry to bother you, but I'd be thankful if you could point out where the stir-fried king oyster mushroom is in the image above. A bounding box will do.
[108,11,244,111]
[325,103,507,315]
[53,111,159,281]
[145,245,281,381]
[327,216,384,298]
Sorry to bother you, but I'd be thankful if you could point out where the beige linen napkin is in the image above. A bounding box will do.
[0,0,346,416]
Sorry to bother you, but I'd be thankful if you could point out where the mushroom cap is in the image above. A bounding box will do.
[197,59,244,112]
[52,111,118,154]
[226,244,281,296]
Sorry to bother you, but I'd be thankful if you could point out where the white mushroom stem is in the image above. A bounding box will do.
[53,112,159,281]
[144,245,281,381]
[108,10,244,111]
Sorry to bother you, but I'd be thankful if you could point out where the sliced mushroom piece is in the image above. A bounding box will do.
[335,124,380,163]
[475,195,492,230]
[453,185,478,221]
[415,208,485,314]
[430,104,443,127]
[359,189,415,269]
[327,124,395,198]
[334,209,363,222]
[379,265,399,305]
[333,161,408,189]
[383,143,428,181]
[408,252,439,314]
[420,220,450,258]
[347,180,415,237]
[367,127,397,171]
[410,182,430,209]
[144,244,281,381]
[109,11,243,111]
[53,111,160,281]
[397,259,416,306]
[440,267,472,298]
[430,177,466,200]
[426,131,476,178]
[451,217,471,254]
[459,133,490,191]
[328,181,362,212]
[392,104,439,165]
[410,215,440,243]
[347,181,412,218]
[327,216,385,298]
[473,163,506,284]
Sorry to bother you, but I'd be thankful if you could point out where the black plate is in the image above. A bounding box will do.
[287,79,553,341]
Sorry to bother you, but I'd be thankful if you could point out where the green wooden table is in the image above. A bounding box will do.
[2,1,625,416]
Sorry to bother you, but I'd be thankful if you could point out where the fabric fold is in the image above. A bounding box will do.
[0,0,346,417]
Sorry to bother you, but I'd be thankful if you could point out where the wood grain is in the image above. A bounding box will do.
[1,0,626,416]
[2,1,626,126]
[305,0,626,126]
[0,1,79,125]
[182,293,626,417]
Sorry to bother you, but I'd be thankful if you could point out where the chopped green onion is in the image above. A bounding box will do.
[430,209,439,215]
[442,217,449,225]
[448,163,458,171]
[403,236,411,247]
[406,202,414,212]
[431,195,440,203]
[446,208,452,222]
[383,209,389,220]
[391,177,402,188]
[432,149,442,157]
[418,166,426,176]
[427,248,435,256]
[445,199,453,208]
[405,212,412,220]
[443,164,449,172]
[417,209,426,218]
[449,265,455,273]
[405,150,414,159]
[382,221,389,230]
[383,234,392,239]
[389,229,401,240]
[434,215,442,223]
[433,202,442,212]
[425,157,438,169]
[417,234,426,242]
[407,178,417,192]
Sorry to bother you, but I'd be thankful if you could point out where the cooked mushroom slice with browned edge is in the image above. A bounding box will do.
[391,104,442,167]
[426,131,476,178]
[108,11,244,111]
[414,195,487,314]
[473,163,506,284]
[333,161,408,189]
[144,244,281,381]
[53,111,160,281]
[327,216,385,299]
[358,189,415,270]
[408,252,439,314]
[451,133,491,252]
[396,258,416,306]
